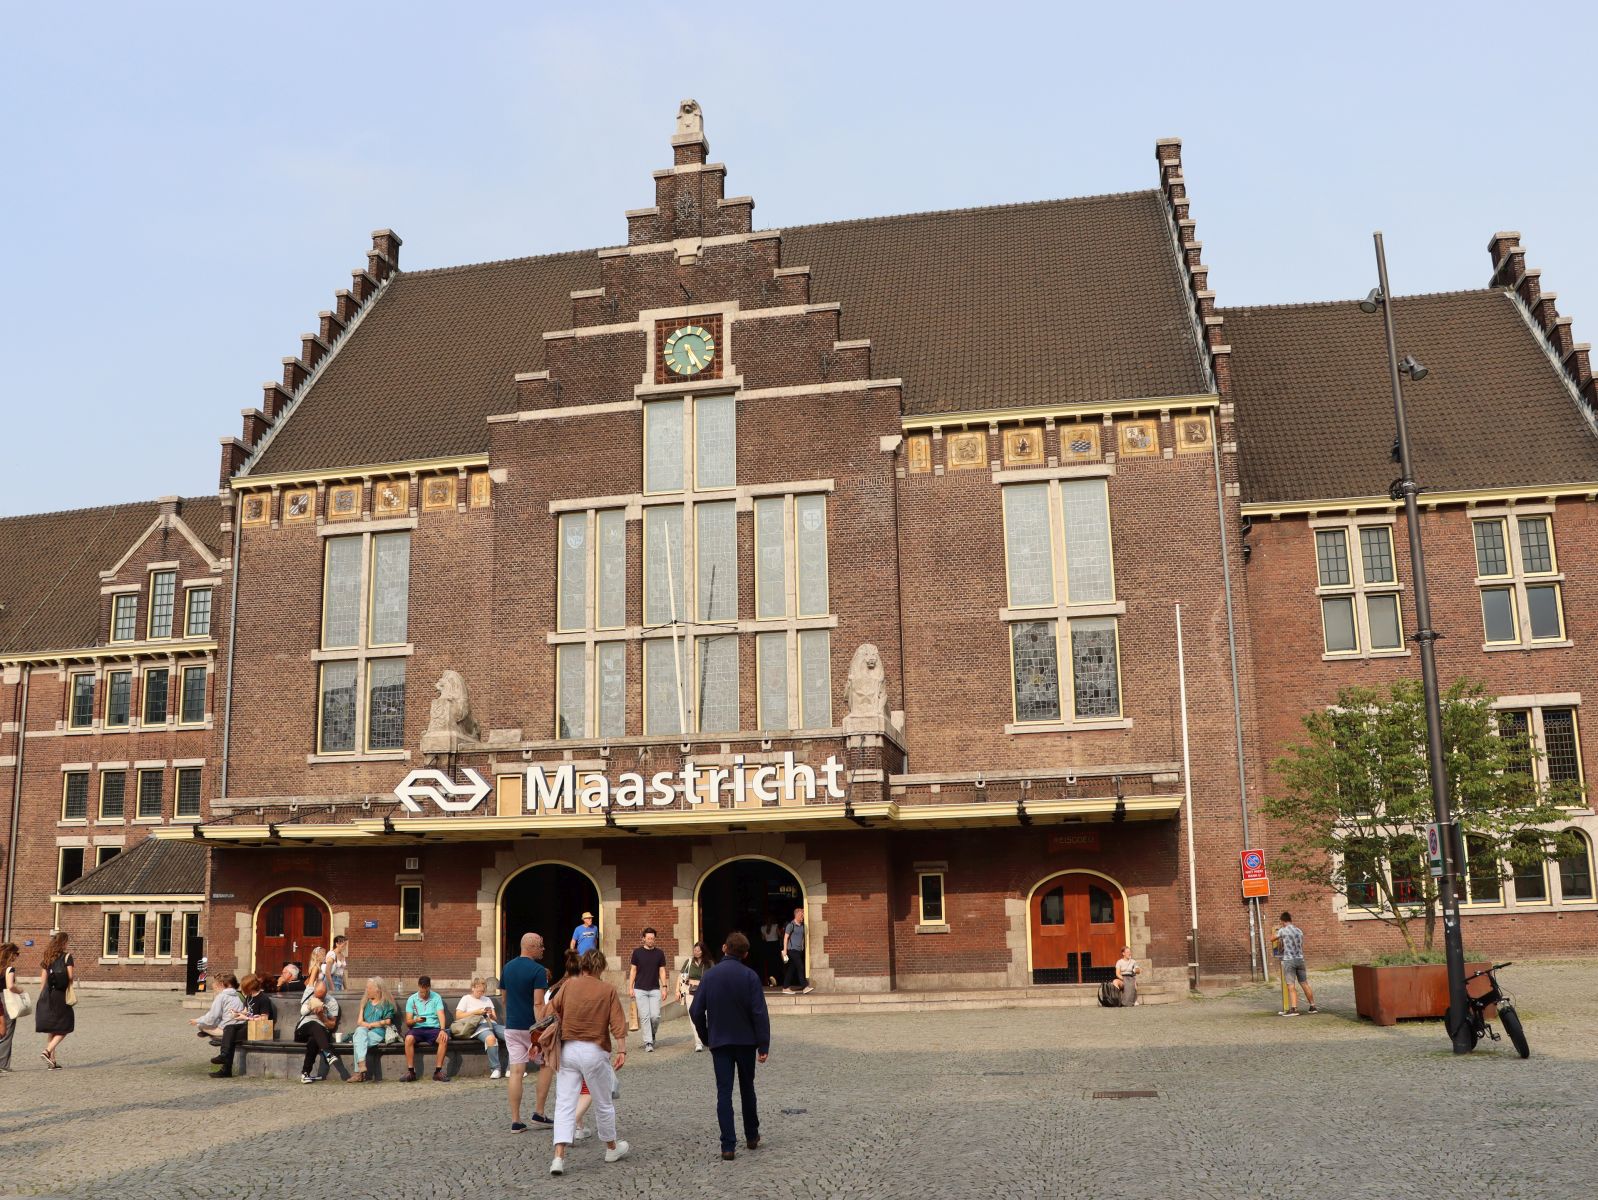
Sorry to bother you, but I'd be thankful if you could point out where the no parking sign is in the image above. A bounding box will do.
[1240,848,1270,898]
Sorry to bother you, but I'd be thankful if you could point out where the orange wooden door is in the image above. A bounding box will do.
[255,891,329,975]
[1030,874,1125,983]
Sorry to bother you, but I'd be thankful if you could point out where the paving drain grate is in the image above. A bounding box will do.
[1092,1090,1159,1100]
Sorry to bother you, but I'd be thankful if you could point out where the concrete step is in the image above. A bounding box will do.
[764,984,1177,1016]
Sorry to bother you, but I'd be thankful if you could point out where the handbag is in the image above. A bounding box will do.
[3,985,31,1020]
[64,982,79,1007]
[383,1024,400,1044]
[449,1013,484,1038]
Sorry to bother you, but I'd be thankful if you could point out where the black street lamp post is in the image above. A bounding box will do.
[1364,230,1473,1053]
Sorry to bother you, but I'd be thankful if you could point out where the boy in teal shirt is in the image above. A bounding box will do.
[402,975,451,1082]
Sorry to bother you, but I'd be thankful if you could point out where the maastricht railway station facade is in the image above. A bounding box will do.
[4,107,1597,991]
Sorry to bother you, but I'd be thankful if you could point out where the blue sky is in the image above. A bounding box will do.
[3,1,1594,516]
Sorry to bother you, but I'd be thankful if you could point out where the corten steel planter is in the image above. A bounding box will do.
[1352,962,1494,1026]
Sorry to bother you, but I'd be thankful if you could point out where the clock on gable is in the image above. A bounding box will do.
[663,324,716,377]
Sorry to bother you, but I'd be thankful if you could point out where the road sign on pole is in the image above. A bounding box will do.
[1240,849,1269,898]
[1426,823,1445,878]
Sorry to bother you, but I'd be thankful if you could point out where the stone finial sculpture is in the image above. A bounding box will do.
[845,643,890,723]
[675,99,704,138]
[421,669,480,753]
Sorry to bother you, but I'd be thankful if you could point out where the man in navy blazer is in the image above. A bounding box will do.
[690,931,771,1160]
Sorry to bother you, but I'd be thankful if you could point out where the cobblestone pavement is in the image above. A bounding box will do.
[4,963,1598,1199]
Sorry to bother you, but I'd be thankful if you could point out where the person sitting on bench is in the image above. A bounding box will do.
[212,974,271,1078]
[295,980,340,1084]
[402,975,450,1083]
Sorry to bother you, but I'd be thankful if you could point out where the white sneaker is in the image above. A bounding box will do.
[489,1069,502,1079]
[802,985,815,994]
[605,1140,631,1163]
[781,988,796,995]
[549,1157,566,1176]
[299,1073,315,1084]
[574,1126,592,1142]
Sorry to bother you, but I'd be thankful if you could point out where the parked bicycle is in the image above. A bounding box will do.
[1453,962,1529,1058]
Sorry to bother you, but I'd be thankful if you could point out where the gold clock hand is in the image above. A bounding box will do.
[686,345,702,369]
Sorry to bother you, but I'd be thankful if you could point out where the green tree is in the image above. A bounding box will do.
[1264,679,1584,954]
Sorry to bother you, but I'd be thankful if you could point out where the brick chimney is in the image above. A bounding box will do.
[1490,231,1597,409]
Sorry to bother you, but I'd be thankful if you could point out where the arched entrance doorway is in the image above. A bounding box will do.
[253,889,331,977]
[499,862,600,986]
[697,857,803,984]
[1028,871,1127,985]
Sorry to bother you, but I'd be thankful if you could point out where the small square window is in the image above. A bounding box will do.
[96,845,121,868]
[399,884,423,934]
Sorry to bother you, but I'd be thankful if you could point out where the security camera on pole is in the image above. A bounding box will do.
[1359,232,1473,1054]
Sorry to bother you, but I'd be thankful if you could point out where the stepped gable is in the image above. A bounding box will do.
[1224,289,1598,505]
[0,495,222,655]
[247,150,1210,473]
[58,838,205,897]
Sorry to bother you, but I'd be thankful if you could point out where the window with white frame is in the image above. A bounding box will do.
[175,767,202,819]
[918,871,946,925]
[1496,704,1583,791]
[179,664,207,725]
[1559,831,1594,901]
[399,883,423,934]
[184,587,212,638]
[1000,478,1122,725]
[57,846,85,890]
[317,532,410,754]
[136,769,163,820]
[142,668,169,726]
[99,771,125,820]
[69,673,95,728]
[1313,523,1404,656]
[105,670,132,728]
[129,912,147,958]
[62,772,90,821]
[552,392,834,739]
[1473,512,1565,646]
[156,912,174,958]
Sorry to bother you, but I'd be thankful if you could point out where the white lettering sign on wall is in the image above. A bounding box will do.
[393,753,845,816]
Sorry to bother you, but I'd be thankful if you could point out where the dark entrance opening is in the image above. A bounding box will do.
[500,863,599,987]
[698,858,802,984]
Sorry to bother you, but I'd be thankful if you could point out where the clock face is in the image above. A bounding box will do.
[663,325,716,377]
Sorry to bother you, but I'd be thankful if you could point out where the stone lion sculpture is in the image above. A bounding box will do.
[425,670,479,744]
[845,643,889,721]
[676,98,703,137]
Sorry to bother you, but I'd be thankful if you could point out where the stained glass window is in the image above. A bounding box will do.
[755,497,788,619]
[596,510,626,630]
[596,642,626,739]
[757,632,789,730]
[369,532,411,645]
[644,638,686,735]
[322,537,362,649]
[644,399,685,493]
[694,395,736,489]
[318,662,357,753]
[1070,617,1120,719]
[798,629,831,728]
[558,513,589,633]
[1002,484,1053,607]
[795,495,829,617]
[644,505,685,627]
[366,659,406,750]
[1061,479,1113,603]
[696,634,739,733]
[1011,621,1060,723]
[555,644,587,740]
[696,501,738,622]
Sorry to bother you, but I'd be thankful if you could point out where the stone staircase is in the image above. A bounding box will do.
[762,981,1178,1017]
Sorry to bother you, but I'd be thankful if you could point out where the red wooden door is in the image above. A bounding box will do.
[1030,874,1124,983]
[255,891,330,975]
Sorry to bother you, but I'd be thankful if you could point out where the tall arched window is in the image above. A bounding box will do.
[1558,830,1595,901]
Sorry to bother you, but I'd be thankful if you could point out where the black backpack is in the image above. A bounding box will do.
[1097,980,1122,1007]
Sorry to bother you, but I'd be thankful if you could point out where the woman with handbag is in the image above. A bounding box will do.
[678,942,709,1052]
[36,931,75,1068]
[0,942,25,1072]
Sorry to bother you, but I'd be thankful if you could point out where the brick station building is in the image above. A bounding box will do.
[3,106,1595,990]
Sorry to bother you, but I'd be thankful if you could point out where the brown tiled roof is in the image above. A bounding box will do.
[1224,290,1598,504]
[0,496,223,654]
[250,191,1209,474]
[59,838,205,898]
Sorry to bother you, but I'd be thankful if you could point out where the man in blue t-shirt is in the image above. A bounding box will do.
[570,911,600,955]
[501,932,551,1131]
[402,975,450,1082]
